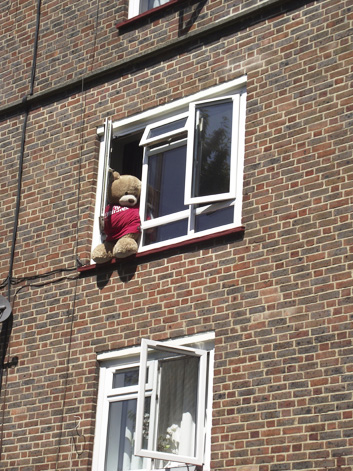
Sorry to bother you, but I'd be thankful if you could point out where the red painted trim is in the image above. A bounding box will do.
[116,0,186,30]
[78,226,245,274]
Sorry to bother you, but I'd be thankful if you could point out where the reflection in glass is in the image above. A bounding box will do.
[195,205,234,232]
[193,100,233,198]
[105,398,150,471]
[113,368,139,389]
[140,0,171,13]
[146,146,187,220]
[143,219,188,246]
[156,356,199,457]
[147,118,187,139]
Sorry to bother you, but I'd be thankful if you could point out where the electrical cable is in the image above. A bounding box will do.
[0,0,43,459]
[7,109,28,302]
[0,266,78,290]
[30,0,42,96]
[6,0,42,299]
[1,0,101,462]
[54,3,101,465]
[11,273,80,309]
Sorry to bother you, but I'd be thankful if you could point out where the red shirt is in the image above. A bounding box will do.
[104,204,140,241]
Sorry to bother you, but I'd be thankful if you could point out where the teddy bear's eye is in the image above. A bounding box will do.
[125,191,128,195]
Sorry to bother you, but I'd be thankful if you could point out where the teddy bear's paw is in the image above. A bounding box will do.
[92,242,114,264]
[114,249,137,259]
[113,238,138,259]
[92,254,113,264]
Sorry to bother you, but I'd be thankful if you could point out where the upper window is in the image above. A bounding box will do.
[92,333,214,471]
[128,0,173,18]
[92,77,247,256]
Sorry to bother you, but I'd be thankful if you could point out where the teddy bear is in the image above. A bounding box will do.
[91,170,141,263]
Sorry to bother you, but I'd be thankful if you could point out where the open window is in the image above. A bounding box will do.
[92,77,246,256]
[135,340,208,466]
[185,96,240,205]
[92,334,214,471]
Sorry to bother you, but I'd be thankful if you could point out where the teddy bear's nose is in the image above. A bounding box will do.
[128,198,135,204]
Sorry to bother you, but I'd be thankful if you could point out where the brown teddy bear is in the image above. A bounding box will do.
[92,170,141,263]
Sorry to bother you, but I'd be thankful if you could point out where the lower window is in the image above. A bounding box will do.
[92,334,214,471]
[129,0,173,18]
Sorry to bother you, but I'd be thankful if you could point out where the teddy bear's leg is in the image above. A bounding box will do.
[91,241,115,264]
[112,235,139,259]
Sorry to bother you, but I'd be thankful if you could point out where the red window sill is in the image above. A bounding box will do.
[116,0,186,30]
[78,226,245,274]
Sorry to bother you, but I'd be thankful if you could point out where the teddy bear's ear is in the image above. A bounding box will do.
[108,168,120,181]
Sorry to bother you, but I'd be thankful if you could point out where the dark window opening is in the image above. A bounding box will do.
[111,133,143,180]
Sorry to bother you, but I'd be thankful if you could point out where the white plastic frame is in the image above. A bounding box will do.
[91,77,247,258]
[184,95,240,205]
[92,361,150,471]
[128,0,172,18]
[140,112,189,147]
[100,118,113,222]
[92,332,215,471]
[135,339,208,466]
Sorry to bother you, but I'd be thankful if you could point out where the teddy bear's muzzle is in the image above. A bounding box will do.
[119,194,138,207]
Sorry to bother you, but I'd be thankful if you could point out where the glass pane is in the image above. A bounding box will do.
[147,118,187,139]
[105,398,150,471]
[143,219,188,246]
[192,100,233,198]
[113,368,139,389]
[156,356,199,458]
[145,145,187,219]
[140,0,171,13]
[195,205,234,232]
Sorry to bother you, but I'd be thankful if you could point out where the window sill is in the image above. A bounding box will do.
[116,0,186,30]
[78,226,244,274]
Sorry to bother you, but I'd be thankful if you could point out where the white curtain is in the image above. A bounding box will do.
[156,356,199,458]
[143,0,170,10]
[152,0,170,7]
[105,399,146,471]
[140,0,171,14]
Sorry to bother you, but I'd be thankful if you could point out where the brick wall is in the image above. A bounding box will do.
[0,0,352,470]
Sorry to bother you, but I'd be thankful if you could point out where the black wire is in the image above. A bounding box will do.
[0,266,78,290]
[11,274,80,309]
[7,109,28,301]
[30,0,42,96]
[0,1,43,450]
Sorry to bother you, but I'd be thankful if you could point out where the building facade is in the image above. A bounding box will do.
[0,0,352,470]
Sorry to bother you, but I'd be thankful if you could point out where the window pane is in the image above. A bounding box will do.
[146,145,187,219]
[192,100,233,198]
[195,205,234,232]
[113,368,139,388]
[147,118,187,139]
[140,0,171,13]
[105,398,150,471]
[143,219,188,246]
[156,356,199,457]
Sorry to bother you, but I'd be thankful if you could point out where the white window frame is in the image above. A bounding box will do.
[135,339,208,465]
[140,112,189,147]
[128,0,173,18]
[92,76,247,259]
[185,95,240,205]
[92,333,215,471]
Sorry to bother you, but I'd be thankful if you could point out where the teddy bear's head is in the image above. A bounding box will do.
[107,170,141,207]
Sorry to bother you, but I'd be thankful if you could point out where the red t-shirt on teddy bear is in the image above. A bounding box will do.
[104,204,140,242]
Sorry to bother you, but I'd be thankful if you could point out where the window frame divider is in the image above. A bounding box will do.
[135,339,208,466]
